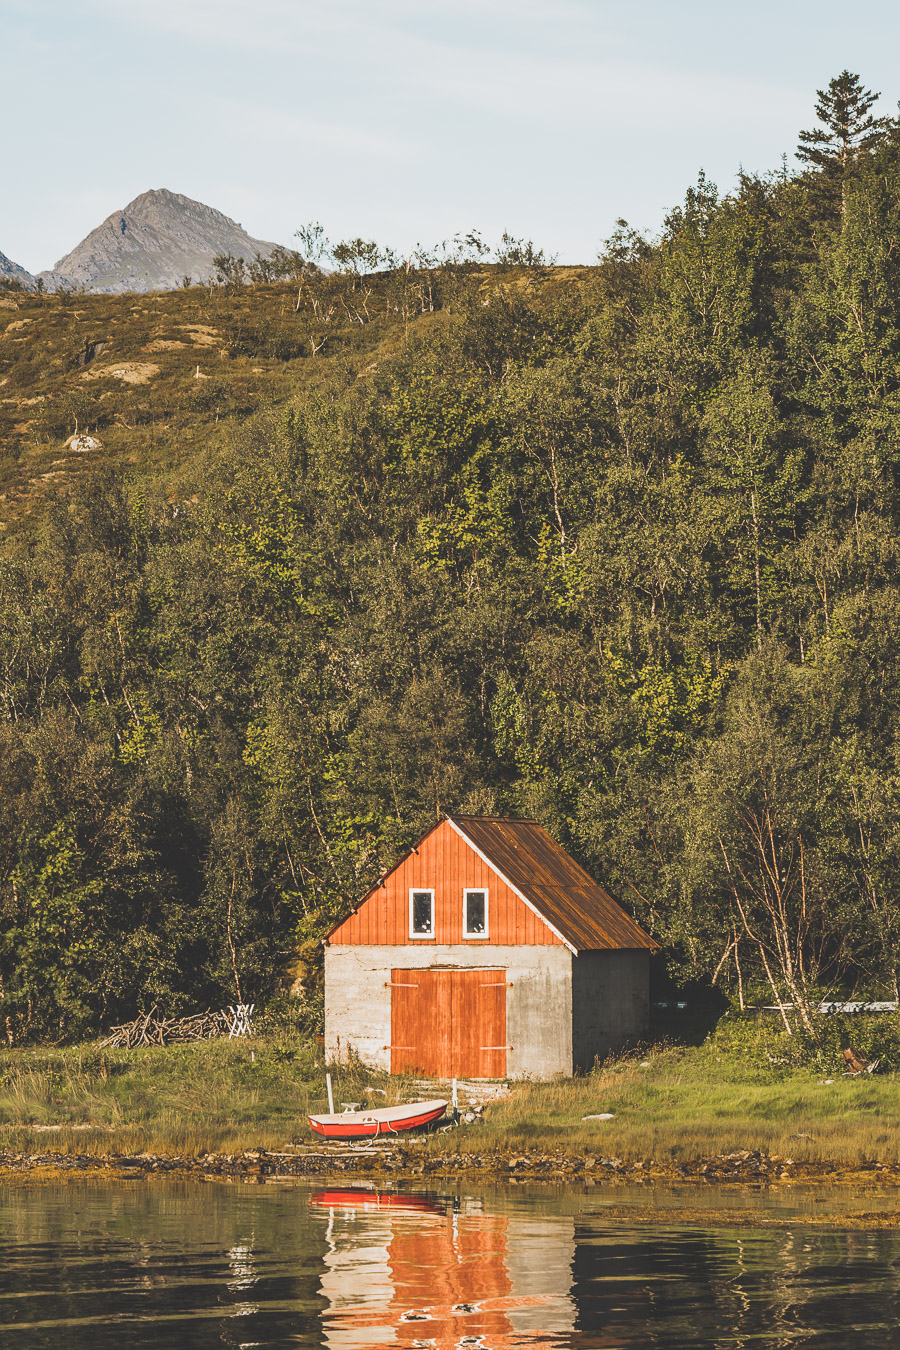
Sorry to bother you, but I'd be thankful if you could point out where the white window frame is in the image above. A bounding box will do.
[463,887,489,939]
[409,887,435,939]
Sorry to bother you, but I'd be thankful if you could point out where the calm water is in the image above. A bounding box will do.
[1,1178,900,1347]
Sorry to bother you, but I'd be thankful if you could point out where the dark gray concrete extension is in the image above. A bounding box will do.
[570,949,651,1071]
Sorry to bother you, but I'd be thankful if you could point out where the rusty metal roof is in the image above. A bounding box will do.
[447,815,658,953]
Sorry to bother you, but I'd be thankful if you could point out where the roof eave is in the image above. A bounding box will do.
[322,818,447,942]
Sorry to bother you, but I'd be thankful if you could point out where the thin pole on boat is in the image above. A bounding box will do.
[326,1072,335,1114]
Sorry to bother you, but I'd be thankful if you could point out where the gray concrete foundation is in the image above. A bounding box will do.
[324,944,572,1079]
[324,944,650,1080]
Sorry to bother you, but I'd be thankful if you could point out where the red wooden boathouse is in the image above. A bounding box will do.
[324,816,657,1080]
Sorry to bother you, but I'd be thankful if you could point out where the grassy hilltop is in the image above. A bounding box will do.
[0,269,490,529]
[0,258,589,532]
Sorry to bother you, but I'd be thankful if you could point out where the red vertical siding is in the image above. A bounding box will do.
[328,820,562,945]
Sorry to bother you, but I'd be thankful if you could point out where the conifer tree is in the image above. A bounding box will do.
[797,71,888,216]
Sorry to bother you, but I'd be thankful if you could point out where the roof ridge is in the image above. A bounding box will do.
[445,816,576,951]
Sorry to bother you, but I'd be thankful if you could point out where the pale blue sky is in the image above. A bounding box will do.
[4,0,900,273]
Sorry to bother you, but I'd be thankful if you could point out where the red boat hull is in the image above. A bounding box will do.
[307,1099,448,1140]
[310,1190,441,1213]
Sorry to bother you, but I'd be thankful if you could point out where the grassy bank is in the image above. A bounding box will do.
[488,1049,899,1166]
[1,1020,899,1170]
[0,1035,330,1157]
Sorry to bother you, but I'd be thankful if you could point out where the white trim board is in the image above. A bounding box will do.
[408,886,435,939]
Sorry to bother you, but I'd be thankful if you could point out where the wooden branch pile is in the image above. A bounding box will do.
[99,1007,234,1049]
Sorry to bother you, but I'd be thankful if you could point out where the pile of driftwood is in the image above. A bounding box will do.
[99,1006,248,1049]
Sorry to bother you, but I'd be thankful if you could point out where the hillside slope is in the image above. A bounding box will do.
[0,262,576,530]
[6,149,900,1039]
[0,280,389,528]
[38,189,281,293]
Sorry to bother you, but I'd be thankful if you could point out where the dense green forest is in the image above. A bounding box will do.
[4,73,900,1041]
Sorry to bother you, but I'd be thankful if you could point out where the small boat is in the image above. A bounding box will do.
[307,1098,448,1140]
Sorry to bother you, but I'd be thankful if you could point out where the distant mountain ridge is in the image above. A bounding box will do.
[0,249,34,290]
[38,189,281,294]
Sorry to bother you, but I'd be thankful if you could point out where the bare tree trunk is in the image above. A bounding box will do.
[733,925,745,1011]
[226,870,243,1006]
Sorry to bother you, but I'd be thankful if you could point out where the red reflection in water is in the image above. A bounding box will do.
[311,1190,443,1215]
[315,1191,574,1348]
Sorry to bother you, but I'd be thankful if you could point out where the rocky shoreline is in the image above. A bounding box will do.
[2,1146,899,1185]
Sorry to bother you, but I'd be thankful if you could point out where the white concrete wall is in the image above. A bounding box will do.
[324,944,574,1080]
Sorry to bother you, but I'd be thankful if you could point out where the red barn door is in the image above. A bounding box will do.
[390,970,450,1077]
[391,969,506,1077]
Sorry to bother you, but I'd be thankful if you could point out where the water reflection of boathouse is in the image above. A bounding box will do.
[314,1190,578,1348]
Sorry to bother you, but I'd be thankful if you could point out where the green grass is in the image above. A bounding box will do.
[0,1035,366,1155]
[0,1028,898,1167]
[465,1043,900,1166]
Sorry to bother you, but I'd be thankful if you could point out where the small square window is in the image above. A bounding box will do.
[464,889,487,938]
[410,889,434,937]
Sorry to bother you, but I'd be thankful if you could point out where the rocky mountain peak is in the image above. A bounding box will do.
[38,188,281,294]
